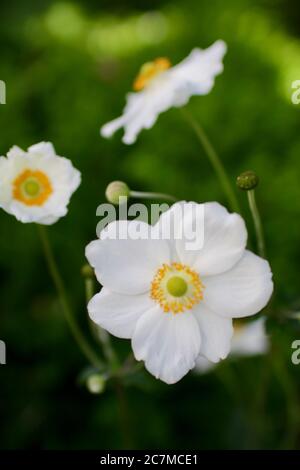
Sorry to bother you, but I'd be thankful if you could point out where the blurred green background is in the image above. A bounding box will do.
[1,0,300,450]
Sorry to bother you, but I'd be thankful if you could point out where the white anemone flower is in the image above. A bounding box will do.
[0,142,81,225]
[196,317,269,374]
[101,40,227,144]
[86,202,273,384]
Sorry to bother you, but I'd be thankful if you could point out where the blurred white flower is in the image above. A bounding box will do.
[101,40,227,144]
[196,317,269,374]
[86,202,273,384]
[0,142,81,225]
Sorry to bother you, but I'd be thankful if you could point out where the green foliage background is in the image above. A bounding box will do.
[1,0,300,449]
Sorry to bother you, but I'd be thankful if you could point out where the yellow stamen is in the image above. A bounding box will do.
[133,57,171,91]
[150,262,204,314]
[13,169,53,206]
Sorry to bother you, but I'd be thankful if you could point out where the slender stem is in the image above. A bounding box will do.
[114,379,134,449]
[84,276,119,371]
[98,325,119,370]
[272,349,300,448]
[84,277,94,304]
[84,276,103,345]
[37,225,103,369]
[83,272,133,447]
[130,190,177,202]
[182,108,240,213]
[247,190,266,258]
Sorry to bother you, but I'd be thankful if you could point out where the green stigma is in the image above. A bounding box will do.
[24,179,40,197]
[167,276,188,297]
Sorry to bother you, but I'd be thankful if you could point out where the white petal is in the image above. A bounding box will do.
[0,143,81,225]
[193,304,233,362]
[36,215,60,225]
[170,40,227,95]
[101,116,127,138]
[155,201,247,275]
[100,41,226,144]
[88,288,153,339]
[132,307,201,384]
[86,220,170,295]
[181,202,247,275]
[203,251,273,318]
[231,318,269,356]
[27,141,56,157]
[7,145,26,159]
[153,201,198,261]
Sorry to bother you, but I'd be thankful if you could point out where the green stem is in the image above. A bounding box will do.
[37,225,103,369]
[84,277,94,304]
[84,276,119,371]
[247,190,266,258]
[130,190,177,202]
[84,276,103,345]
[182,108,240,213]
[114,379,134,449]
[83,273,133,447]
[272,349,300,449]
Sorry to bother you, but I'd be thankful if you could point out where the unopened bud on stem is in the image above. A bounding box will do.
[236,171,259,191]
[86,374,106,394]
[105,181,130,205]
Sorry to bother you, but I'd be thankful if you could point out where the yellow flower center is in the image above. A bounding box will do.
[150,262,204,314]
[12,169,53,206]
[133,57,171,91]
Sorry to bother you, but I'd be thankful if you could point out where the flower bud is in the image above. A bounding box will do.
[236,171,259,191]
[86,374,106,394]
[81,264,94,279]
[105,181,130,205]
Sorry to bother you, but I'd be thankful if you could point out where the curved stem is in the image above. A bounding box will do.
[182,108,240,213]
[247,190,266,258]
[37,225,103,369]
[130,190,177,203]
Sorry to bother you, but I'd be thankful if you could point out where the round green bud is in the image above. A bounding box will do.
[86,374,106,394]
[81,264,94,279]
[236,171,259,191]
[105,181,130,205]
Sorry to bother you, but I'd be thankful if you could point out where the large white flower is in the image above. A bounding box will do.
[196,317,269,374]
[0,142,81,225]
[101,40,227,144]
[86,202,273,384]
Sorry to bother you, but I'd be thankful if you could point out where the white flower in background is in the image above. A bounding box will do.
[0,142,81,225]
[196,317,269,374]
[86,202,273,384]
[101,40,227,144]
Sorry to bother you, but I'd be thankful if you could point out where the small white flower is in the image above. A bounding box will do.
[196,317,269,373]
[101,40,227,144]
[0,142,81,225]
[86,202,273,384]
